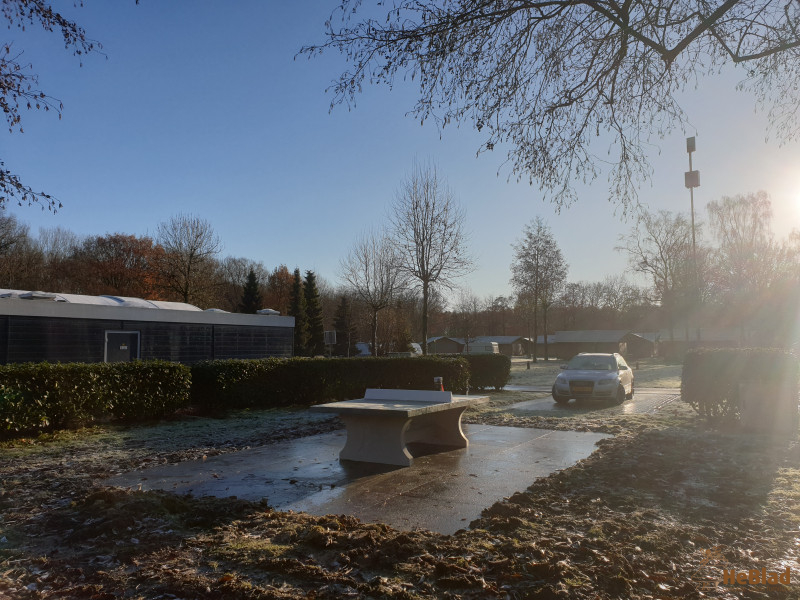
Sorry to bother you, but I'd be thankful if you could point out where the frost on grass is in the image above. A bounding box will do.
[1,395,798,598]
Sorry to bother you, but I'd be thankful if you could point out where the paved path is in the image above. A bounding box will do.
[106,424,609,535]
[104,388,680,534]
[506,388,681,415]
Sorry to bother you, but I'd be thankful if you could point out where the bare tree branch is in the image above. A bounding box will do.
[390,160,473,353]
[1,1,103,210]
[303,0,800,210]
[339,228,403,355]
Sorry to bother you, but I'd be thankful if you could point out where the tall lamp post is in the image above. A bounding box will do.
[685,137,700,340]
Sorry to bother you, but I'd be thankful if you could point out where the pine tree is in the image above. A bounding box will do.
[333,295,358,357]
[304,270,325,356]
[392,325,414,354]
[289,268,308,356]
[238,269,262,314]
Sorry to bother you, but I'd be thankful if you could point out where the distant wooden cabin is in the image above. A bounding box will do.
[551,330,628,359]
[427,336,464,354]
[427,335,532,356]
[550,330,656,360]
[543,328,752,361]
[639,329,741,358]
[478,336,529,356]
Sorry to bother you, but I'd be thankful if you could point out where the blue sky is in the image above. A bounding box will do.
[5,1,800,304]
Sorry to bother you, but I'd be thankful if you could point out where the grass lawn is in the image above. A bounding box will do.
[509,356,683,388]
[2,364,798,598]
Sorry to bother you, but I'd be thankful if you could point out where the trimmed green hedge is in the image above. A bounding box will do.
[0,355,488,434]
[0,361,191,435]
[681,348,799,419]
[434,353,512,391]
[190,356,471,410]
[462,354,511,390]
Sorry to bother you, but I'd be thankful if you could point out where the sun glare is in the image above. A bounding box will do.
[794,185,800,214]
[779,175,800,232]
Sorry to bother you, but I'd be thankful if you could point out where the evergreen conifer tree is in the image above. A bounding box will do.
[289,268,308,356]
[238,269,262,314]
[333,295,358,357]
[304,270,325,356]
[392,326,414,354]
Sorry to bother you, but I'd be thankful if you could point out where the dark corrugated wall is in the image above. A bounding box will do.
[0,316,293,365]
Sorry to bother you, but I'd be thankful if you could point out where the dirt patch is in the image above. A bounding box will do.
[2,399,798,598]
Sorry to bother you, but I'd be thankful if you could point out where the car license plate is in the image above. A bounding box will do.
[573,386,592,393]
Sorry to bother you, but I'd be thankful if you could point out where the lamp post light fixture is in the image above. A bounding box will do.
[685,137,701,334]
[685,136,700,272]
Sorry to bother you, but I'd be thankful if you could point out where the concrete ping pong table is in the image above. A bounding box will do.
[310,389,490,466]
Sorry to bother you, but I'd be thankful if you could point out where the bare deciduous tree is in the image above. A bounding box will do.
[706,191,799,339]
[617,209,695,341]
[0,209,27,255]
[156,214,222,306]
[35,226,82,292]
[217,256,270,312]
[390,162,473,354]
[707,191,776,295]
[485,295,512,336]
[511,217,567,360]
[450,290,483,351]
[340,229,403,355]
[305,0,800,209]
[0,209,38,287]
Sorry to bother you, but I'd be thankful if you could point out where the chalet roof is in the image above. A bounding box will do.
[473,335,526,345]
[0,289,202,311]
[428,335,532,345]
[553,330,630,343]
[427,336,463,344]
[634,329,742,343]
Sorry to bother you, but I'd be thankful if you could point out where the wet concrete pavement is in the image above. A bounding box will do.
[506,388,680,415]
[107,423,610,534]
[106,390,681,533]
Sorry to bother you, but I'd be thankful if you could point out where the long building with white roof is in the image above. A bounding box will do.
[0,290,294,364]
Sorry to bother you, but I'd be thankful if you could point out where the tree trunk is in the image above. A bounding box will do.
[543,301,549,360]
[421,280,429,355]
[532,303,539,363]
[371,309,379,356]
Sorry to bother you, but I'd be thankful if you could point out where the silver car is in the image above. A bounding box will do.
[551,353,634,404]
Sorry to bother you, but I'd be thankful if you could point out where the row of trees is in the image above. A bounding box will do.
[446,281,656,344]
[0,211,300,314]
[0,203,449,357]
[289,269,326,356]
[340,161,472,355]
[4,189,797,356]
[334,161,666,357]
[502,191,800,357]
[620,191,800,347]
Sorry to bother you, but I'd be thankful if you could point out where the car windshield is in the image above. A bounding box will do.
[566,356,616,371]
